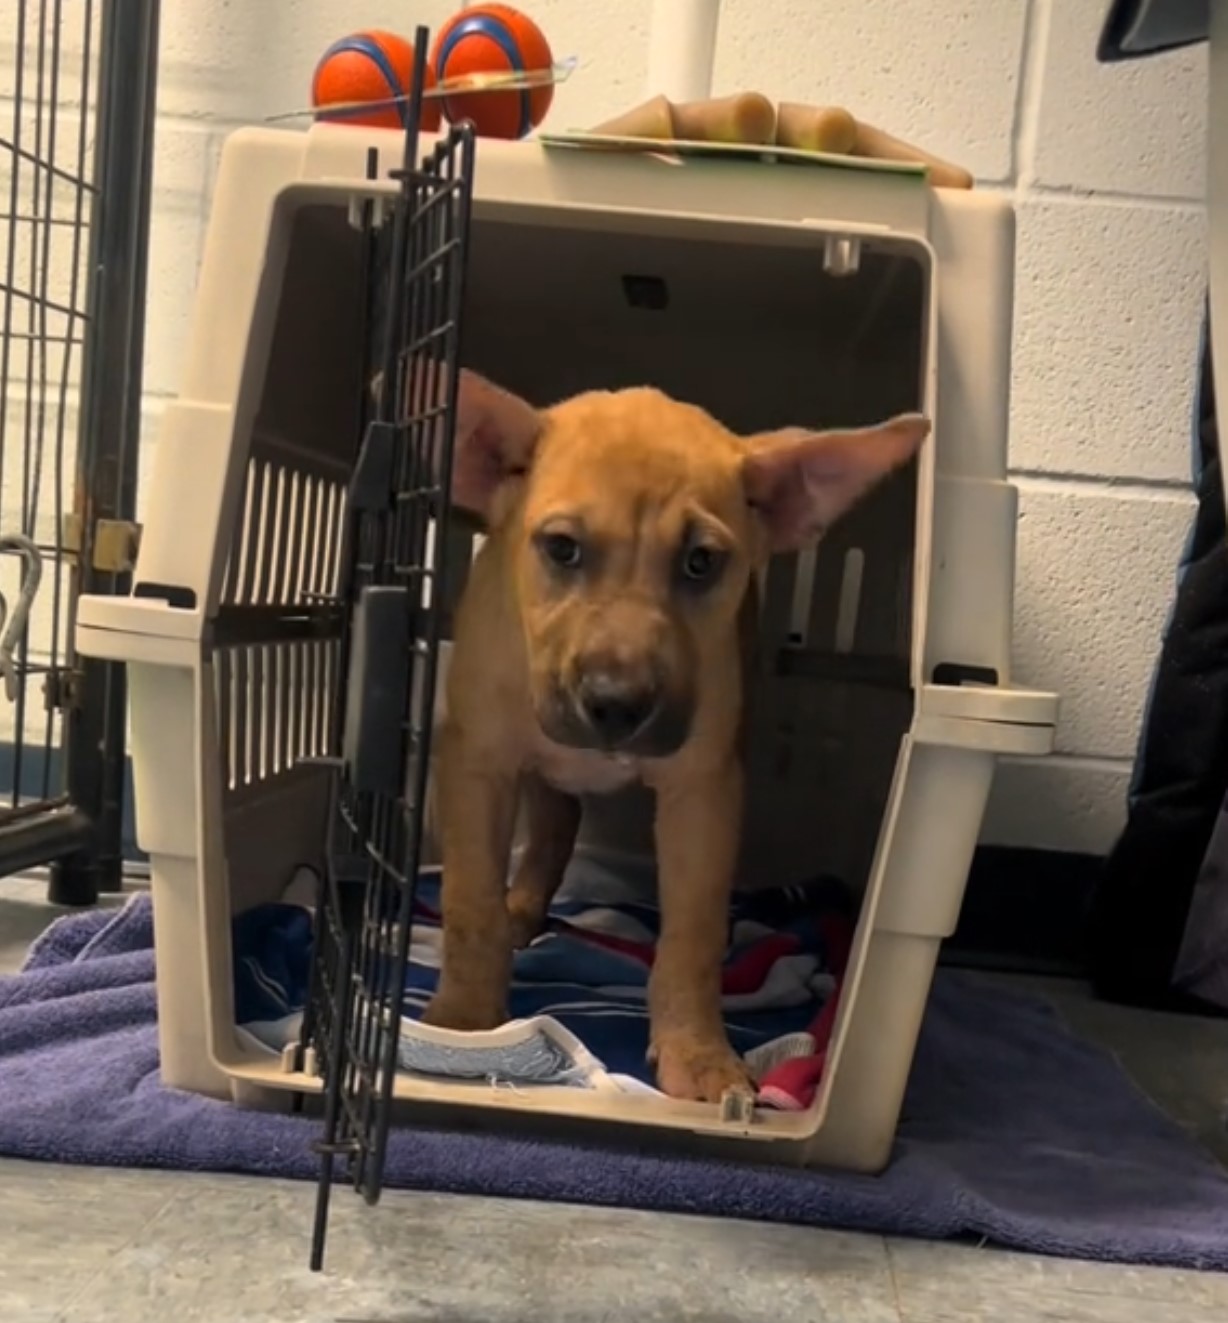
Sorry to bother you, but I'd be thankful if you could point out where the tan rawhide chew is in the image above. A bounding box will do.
[589,92,974,189]
[594,91,777,145]
[670,91,777,144]
[775,102,857,154]
[851,118,973,189]
[423,370,930,1106]
[591,93,676,140]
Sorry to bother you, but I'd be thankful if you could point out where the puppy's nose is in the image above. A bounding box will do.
[577,671,659,748]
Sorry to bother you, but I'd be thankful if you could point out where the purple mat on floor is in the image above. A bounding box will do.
[2,894,1228,1270]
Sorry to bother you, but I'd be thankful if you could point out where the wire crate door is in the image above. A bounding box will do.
[305,102,476,1265]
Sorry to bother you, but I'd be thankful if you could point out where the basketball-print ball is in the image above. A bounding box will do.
[312,29,442,132]
[430,5,554,139]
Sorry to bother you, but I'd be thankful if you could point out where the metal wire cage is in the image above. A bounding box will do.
[0,1,158,902]
[301,26,476,1273]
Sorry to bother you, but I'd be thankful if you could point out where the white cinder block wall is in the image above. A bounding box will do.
[3,0,1210,854]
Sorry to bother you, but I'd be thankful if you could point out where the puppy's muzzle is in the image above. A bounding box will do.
[544,661,692,758]
[577,670,660,748]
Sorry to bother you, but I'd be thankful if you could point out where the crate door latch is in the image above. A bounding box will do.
[341,585,410,797]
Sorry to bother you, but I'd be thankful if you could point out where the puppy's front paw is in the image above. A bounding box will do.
[420,989,506,1033]
[649,1035,755,1105]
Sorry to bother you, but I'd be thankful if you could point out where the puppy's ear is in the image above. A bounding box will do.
[742,414,930,552]
[450,370,543,520]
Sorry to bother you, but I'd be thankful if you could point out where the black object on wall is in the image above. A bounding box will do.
[1097,0,1209,62]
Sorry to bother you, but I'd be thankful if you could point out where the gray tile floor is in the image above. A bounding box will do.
[3,872,1228,1322]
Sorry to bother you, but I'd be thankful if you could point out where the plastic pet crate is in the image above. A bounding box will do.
[74,37,1059,1249]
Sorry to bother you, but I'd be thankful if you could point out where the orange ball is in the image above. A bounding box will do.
[430,5,554,139]
[312,30,442,132]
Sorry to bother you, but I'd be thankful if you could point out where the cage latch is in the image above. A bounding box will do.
[341,586,411,795]
[61,514,142,573]
[44,667,83,712]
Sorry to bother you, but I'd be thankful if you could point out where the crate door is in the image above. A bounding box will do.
[303,57,477,1269]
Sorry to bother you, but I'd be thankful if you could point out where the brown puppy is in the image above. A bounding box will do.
[423,371,929,1104]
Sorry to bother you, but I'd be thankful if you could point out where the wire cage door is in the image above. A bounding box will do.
[302,26,476,1273]
[0,1,159,901]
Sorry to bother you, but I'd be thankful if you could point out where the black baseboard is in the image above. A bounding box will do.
[946,844,1100,977]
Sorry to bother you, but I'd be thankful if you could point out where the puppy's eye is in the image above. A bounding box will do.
[681,544,725,585]
[540,531,583,570]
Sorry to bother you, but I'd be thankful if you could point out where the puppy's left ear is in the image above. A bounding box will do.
[450,369,543,521]
[742,414,930,552]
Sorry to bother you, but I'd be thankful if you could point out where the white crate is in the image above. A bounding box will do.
[76,123,1057,1172]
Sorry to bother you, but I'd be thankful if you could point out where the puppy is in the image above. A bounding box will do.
[422,370,929,1103]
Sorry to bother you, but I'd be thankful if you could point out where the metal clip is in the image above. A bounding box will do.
[43,667,83,712]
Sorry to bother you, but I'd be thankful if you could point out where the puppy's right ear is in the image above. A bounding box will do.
[450,370,542,521]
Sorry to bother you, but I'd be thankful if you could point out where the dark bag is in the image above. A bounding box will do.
[1088,320,1228,1010]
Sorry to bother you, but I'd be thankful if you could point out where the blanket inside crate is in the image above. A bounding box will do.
[233,856,854,1110]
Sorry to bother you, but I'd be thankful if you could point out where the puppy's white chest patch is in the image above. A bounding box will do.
[531,738,642,797]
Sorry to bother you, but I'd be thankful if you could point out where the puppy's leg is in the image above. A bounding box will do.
[506,774,581,949]
[422,729,520,1032]
[648,764,754,1103]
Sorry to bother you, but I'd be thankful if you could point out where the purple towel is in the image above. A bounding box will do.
[2,893,1228,1270]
